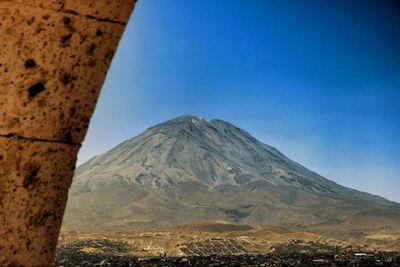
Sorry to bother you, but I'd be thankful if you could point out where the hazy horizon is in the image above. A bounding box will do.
[77,0,400,203]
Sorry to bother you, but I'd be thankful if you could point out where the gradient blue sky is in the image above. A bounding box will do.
[78,0,400,202]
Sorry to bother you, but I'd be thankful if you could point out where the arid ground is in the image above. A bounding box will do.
[55,221,400,266]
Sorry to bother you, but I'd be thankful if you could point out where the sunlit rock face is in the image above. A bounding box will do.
[0,1,136,265]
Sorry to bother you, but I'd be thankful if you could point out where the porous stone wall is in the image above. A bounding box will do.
[0,1,136,265]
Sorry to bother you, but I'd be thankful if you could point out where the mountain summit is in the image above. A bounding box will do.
[63,115,400,233]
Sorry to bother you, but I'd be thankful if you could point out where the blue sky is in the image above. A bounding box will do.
[78,0,400,202]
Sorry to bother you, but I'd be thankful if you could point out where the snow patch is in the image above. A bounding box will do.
[192,118,200,126]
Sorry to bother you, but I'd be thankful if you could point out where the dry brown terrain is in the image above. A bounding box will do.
[58,221,400,259]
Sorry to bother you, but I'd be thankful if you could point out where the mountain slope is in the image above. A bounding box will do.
[63,115,400,233]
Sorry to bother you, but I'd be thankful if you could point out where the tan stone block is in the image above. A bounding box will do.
[12,0,65,10]
[63,0,136,23]
[14,0,65,10]
[0,2,126,143]
[0,136,79,266]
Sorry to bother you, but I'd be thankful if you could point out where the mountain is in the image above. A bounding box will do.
[63,115,400,236]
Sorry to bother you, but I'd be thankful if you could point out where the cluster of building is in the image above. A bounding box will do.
[55,250,400,266]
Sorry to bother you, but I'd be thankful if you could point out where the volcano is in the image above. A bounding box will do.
[63,115,400,234]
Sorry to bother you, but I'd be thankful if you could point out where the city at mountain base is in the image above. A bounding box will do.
[59,115,400,265]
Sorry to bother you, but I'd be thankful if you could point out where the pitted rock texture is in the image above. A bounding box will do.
[0,1,131,144]
[0,0,136,265]
[10,0,65,10]
[0,137,79,266]
[63,0,134,23]
[5,0,135,23]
